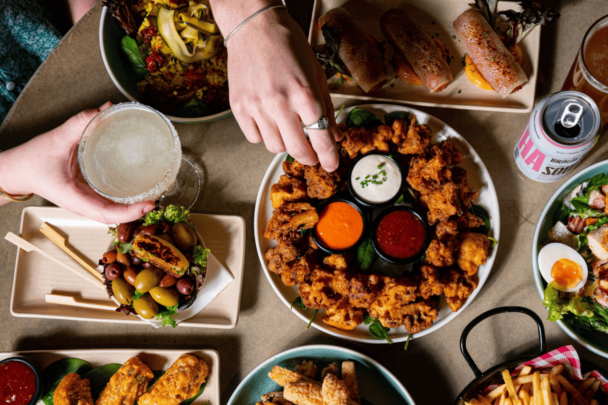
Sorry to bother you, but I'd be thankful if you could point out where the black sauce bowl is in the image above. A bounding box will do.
[311,198,369,255]
[370,206,429,265]
[347,152,405,209]
[0,357,41,405]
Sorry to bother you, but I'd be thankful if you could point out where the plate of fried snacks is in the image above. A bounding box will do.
[0,349,219,405]
[254,104,500,343]
[533,160,608,358]
[310,0,560,113]
[227,344,414,404]
[455,307,608,405]
[100,0,230,123]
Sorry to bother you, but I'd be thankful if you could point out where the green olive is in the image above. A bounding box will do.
[171,222,197,252]
[112,277,134,305]
[134,267,164,293]
[149,286,180,307]
[133,294,159,319]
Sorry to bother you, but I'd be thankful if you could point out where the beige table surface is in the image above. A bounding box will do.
[2,1,608,403]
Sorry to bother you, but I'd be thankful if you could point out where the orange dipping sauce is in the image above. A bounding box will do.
[315,202,364,250]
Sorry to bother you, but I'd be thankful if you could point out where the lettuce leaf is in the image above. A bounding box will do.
[193,245,210,268]
[142,205,190,226]
[542,283,608,334]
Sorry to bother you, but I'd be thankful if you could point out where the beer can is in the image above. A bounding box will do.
[514,91,601,183]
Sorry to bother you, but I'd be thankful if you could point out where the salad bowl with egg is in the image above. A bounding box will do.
[533,159,608,357]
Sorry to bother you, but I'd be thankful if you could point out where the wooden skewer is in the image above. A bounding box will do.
[39,222,103,281]
[45,294,117,311]
[5,232,105,290]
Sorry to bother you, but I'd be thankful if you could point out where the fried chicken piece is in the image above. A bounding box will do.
[259,391,293,405]
[426,182,462,225]
[284,381,323,405]
[428,141,463,166]
[332,270,353,296]
[304,164,342,199]
[440,268,478,312]
[295,361,317,380]
[323,254,349,271]
[322,374,350,405]
[323,297,364,330]
[265,203,319,240]
[269,366,309,386]
[425,238,457,267]
[341,362,359,404]
[436,220,458,239]
[298,269,342,309]
[283,159,306,178]
[348,273,382,309]
[407,156,434,195]
[457,232,490,276]
[452,167,478,211]
[418,265,443,299]
[455,212,485,231]
[322,363,338,381]
[281,250,321,287]
[371,124,393,154]
[391,116,432,155]
[266,243,299,275]
[270,175,307,209]
[401,300,438,333]
[137,354,208,405]
[96,357,154,405]
[368,277,418,328]
[420,150,452,189]
[54,373,94,405]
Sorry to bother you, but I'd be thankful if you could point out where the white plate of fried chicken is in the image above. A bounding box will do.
[254,104,500,343]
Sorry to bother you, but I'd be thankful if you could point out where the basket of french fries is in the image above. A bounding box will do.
[454,307,608,405]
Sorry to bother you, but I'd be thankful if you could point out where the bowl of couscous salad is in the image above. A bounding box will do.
[100,0,231,123]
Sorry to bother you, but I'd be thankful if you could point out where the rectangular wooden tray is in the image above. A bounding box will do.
[0,349,220,405]
[309,0,540,113]
[10,207,245,328]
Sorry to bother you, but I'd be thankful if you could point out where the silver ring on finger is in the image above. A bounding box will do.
[303,116,329,131]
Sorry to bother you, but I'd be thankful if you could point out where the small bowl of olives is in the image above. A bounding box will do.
[99,205,209,327]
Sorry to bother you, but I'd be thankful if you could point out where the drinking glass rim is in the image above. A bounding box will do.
[579,14,608,92]
[77,102,181,201]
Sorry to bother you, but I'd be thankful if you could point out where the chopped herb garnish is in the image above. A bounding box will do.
[452,35,456,39]
[377,164,382,169]
[471,70,476,73]
[458,89,461,94]
[429,56,434,60]
[356,177,360,180]
[484,32,488,36]
[491,57,495,61]
[365,175,370,179]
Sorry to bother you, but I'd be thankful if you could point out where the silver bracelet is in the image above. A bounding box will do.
[223,4,288,47]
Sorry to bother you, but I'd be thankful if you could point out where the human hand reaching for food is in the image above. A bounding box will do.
[0,102,155,224]
[211,0,343,172]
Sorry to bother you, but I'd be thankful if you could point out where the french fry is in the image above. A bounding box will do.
[549,375,562,397]
[500,389,507,405]
[556,375,589,405]
[584,381,600,402]
[552,393,558,405]
[577,378,595,394]
[487,386,508,401]
[478,395,492,405]
[590,401,598,405]
[533,372,543,405]
[469,399,481,405]
[517,367,533,394]
[505,399,512,405]
[559,392,567,405]
[541,377,552,405]
[550,365,565,376]
[514,375,536,385]
[504,370,518,399]
[519,390,531,405]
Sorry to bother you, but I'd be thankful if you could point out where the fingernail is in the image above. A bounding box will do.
[143,205,155,213]
[100,101,112,111]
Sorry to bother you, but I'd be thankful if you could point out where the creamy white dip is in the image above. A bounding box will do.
[351,155,401,204]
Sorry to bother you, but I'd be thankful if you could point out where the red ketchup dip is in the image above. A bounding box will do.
[375,210,425,259]
[0,361,37,405]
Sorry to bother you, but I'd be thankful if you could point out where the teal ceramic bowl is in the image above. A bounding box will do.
[227,345,415,404]
[98,7,232,124]
[532,159,608,358]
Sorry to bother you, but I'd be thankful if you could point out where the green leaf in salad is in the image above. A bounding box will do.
[469,203,491,235]
[143,205,190,226]
[571,206,604,219]
[395,194,404,204]
[120,36,148,78]
[285,154,295,164]
[82,364,122,399]
[366,317,392,344]
[355,238,377,271]
[552,202,572,225]
[384,111,410,128]
[542,283,596,323]
[156,303,179,328]
[114,242,133,254]
[41,358,93,405]
[193,245,210,269]
[291,296,307,310]
[174,97,211,118]
[346,108,382,130]
[307,309,318,329]
[132,290,145,301]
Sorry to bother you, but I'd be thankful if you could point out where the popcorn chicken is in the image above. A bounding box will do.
[457,232,490,276]
[270,175,307,209]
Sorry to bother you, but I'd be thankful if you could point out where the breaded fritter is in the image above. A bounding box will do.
[270,175,307,209]
[265,203,319,240]
[436,220,458,239]
[321,363,338,381]
[283,160,306,178]
[323,254,349,271]
[440,268,478,312]
[96,357,154,405]
[391,116,431,155]
[425,238,457,268]
[298,269,342,310]
[281,250,321,287]
[455,212,485,231]
[138,354,208,405]
[401,300,438,333]
[321,374,349,405]
[269,366,309,386]
[368,276,418,328]
[457,232,490,276]
[54,373,94,405]
[295,361,317,380]
[304,164,342,199]
[451,167,478,211]
[425,182,462,225]
[417,265,443,299]
[266,243,298,275]
[339,125,391,159]
[283,381,323,405]
[323,297,364,330]
[341,362,359,404]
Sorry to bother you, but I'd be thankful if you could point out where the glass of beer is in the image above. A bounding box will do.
[78,103,200,209]
[562,15,608,127]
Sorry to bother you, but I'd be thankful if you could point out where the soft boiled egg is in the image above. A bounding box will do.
[539,243,588,292]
